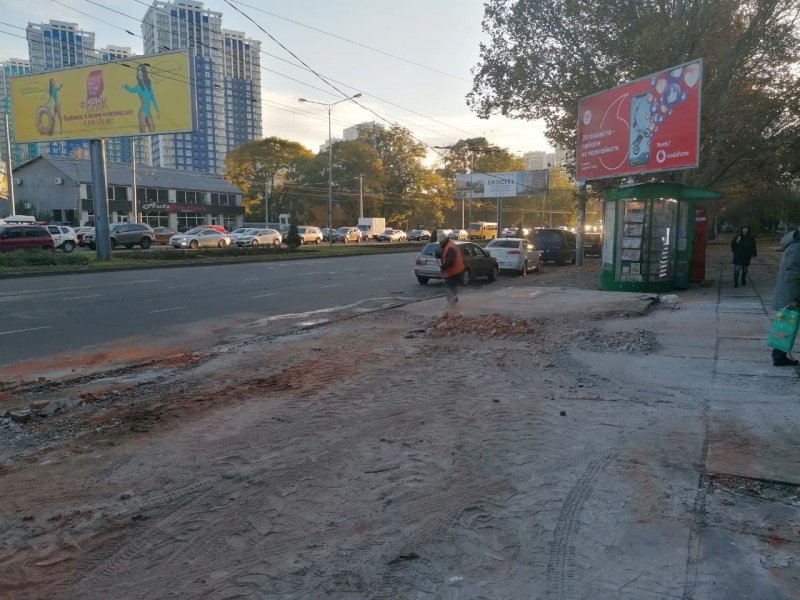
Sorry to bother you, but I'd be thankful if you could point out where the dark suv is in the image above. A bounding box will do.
[0,225,54,251]
[87,223,155,250]
[532,228,577,265]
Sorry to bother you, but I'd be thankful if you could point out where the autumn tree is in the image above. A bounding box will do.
[225,137,314,222]
[356,124,453,227]
[303,141,386,225]
[469,0,800,192]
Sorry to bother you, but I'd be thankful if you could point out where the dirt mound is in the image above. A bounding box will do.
[427,313,536,337]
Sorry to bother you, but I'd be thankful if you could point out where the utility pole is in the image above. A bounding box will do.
[264,175,270,225]
[4,115,15,216]
[359,173,363,219]
[131,138,137,223]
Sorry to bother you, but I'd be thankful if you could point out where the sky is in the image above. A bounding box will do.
[0,0,552,162]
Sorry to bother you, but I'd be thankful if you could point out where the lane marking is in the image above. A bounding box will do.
[251,293,276,298]
[62,294,102,300]
[0,326,53,336]
[319,284,340,289]
[148,306,187,314]
[167,284,196,290]
[243,277,262,282]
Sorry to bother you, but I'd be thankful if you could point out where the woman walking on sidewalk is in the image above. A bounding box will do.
[771,229,800,366]
[731,225,757,287]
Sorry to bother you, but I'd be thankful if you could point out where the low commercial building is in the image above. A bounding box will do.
[8,156,244,230]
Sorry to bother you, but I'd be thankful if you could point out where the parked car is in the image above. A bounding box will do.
[152,226,177,245]
[486,237,542,275]
[321,228,336,242]
[297,226,323,245]
[532,227,577,265]
[407,229,431,241]
[197,224,229,235]
[229,228,258,244]
[86,223,156,250]
[170,227,231,249]
[582,232,603,257]
[75,226,94,246]
[236,228,282,247]
[0,225,54,252]
[448,229,469,241]
[378,228,406,242]
[413,241,498,286]
[45,224,78,253]
[333,226,361,243]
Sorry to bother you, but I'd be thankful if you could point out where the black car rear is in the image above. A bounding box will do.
[532,228,576,265]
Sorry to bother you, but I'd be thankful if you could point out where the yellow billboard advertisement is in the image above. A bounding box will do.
[10,51,195,143]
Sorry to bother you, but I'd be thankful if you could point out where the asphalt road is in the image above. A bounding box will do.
[0,252,456,366]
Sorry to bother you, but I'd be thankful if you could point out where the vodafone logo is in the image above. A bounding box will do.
[582,110,592,125]
[656,150,667,164]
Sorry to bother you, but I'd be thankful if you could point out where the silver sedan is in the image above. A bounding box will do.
[236,228,282,247]
[170,227,231,249]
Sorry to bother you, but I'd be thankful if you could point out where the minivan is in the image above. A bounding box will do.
[532,228,577,265]
[0,225,54,251]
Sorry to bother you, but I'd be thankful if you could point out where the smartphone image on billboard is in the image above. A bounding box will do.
[628,93,652,168]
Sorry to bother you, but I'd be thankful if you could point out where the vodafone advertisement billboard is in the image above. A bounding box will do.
[576,59,702,181]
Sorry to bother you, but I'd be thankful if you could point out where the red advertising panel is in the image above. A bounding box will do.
[576,59,702,181]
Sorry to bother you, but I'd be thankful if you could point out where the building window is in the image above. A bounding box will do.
[177,211,205,231]
[142,211,168,228]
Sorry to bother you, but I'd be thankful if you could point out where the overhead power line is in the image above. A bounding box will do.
[227,0,470,83]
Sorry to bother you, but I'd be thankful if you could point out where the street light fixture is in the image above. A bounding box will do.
[298,93,362,245]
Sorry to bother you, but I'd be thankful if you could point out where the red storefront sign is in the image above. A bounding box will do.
[576,60,702,181]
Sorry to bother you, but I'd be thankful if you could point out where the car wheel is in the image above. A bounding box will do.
[315,238,320,245]
[488,264,498,282]
[218,240,225,248]
[62,240,75,253]
[520,260,528,276]
[460,269,471,286]
[536,257,543,272]
[140,237,152,250]
[190,240,199,249]
[416,275,429,285]
[556,254,565,266]
[273,239,280,247]
[110,239,117,250]
[343,238,347,244]
[251,239,259,246]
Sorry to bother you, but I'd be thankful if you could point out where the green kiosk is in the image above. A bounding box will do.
[599,182,722,292]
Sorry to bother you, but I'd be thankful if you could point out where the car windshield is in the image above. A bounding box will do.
[185,227,208,235]
[487,240,520,249]
[336,227,350,233]
[231,228,249,234]
[382,229,393,234]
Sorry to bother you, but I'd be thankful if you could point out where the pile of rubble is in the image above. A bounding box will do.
[426,313,536,337]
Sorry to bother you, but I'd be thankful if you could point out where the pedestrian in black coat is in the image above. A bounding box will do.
[731,226,757,287]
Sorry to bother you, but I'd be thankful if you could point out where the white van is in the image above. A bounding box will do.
[0,215,37,224]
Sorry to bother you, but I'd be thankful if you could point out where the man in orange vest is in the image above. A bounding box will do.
[439,232,465,305]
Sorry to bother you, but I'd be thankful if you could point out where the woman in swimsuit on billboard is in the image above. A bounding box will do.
[122,64,160,133]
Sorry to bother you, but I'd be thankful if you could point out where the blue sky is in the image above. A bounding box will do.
[0,0,552,160]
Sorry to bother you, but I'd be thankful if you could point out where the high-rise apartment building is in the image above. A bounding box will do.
[0,59,38,166]
[99,45,132,61]
[223,30,262,153]
[524,151,547,171]
[142,0,261,175]
[26,20,97,72]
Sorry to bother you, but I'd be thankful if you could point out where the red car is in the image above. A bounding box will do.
[0,225,55,251]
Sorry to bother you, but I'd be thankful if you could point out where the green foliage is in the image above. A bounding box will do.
[225,137,315,221]
[0,249,90,268]
[469,0,800,191]
[285,210,301,249]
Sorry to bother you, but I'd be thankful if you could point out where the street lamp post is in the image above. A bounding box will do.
[298,93,362,246]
